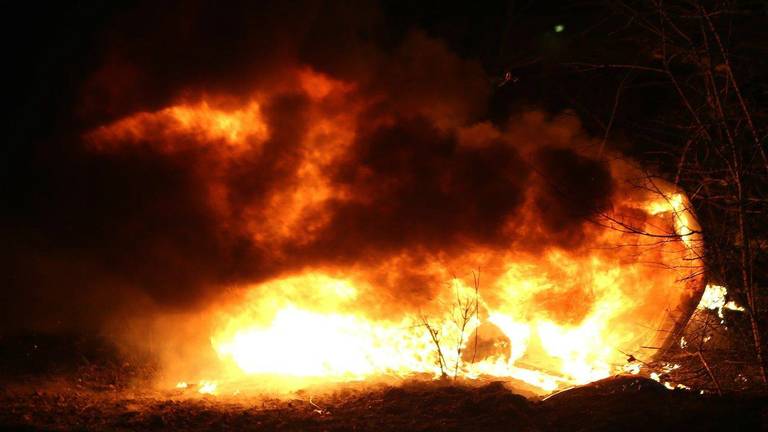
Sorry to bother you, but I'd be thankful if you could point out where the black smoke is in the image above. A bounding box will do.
[2,0,615,333]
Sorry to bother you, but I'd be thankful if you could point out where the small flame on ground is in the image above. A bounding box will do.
[698,284,745,320]
[648,364,685,391]
[622,362,641,375]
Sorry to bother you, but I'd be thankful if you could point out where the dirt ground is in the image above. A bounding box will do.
[0,335,766,431]
[1,375,766,432]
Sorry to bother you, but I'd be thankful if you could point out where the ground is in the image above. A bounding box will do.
[0,335,766,431]
[1,375,766,431]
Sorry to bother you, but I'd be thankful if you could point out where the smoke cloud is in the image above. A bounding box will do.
[2,0,616,333]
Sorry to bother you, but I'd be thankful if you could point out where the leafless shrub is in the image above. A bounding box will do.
[419,272,480,380]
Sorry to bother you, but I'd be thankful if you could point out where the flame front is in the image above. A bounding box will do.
[207,184,702,392]
[209,216,700,393]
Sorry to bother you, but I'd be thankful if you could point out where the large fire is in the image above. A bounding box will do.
[87,68,703,394]
[205,210,701,393]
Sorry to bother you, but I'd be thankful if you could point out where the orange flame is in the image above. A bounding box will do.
[87,100,268,152]
[87,67,704,394]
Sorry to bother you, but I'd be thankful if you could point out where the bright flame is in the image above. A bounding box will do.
[215,306,434,377]
[198,381,218,395]
[200,187,703,393]
[646,193,696,247]
[698,284,745,319]
[209,198,701,393]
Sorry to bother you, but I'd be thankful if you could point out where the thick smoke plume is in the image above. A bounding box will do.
[2,1,616,334]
